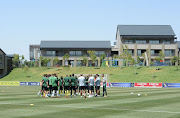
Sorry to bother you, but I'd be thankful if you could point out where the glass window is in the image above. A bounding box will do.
[76,51,82,56]
[0,56,2,63]
[46,51,55,56]
[125,40,133,44]
[69,51,75,56]
[151,50,154,54]
[99,51,105,56]
[95,51,99,56]
[128,50,134,55]
[136,40,146,44]
[163,40,170,44]
[149,40,160,44]
[137,50,142,56]
[165,50,174,56]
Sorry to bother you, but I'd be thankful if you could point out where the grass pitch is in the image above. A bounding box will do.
[1,86,180,118]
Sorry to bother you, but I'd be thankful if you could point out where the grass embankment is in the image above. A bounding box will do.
[0,66,180,83]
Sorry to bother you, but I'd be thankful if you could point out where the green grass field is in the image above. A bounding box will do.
[1,86,180,118]
[1,66,180,82]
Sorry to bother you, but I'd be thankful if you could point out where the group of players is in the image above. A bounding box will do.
[38,73,107,98]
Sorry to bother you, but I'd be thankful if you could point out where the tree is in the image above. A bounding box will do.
[80,54,88,66]
[20,55,25,67]
[100,53,106,66]
[53,57,60,66]
[131,58,138,74]
[39,56,50,66]
[171,56,180,70]
[113,54,118,60]
[63,53,69,61]
[43,58,51,66]
[12,54,20,67]
[87,50,97,66]
[150,62,155,66]
[154,51,165,63]
[119,45,132,66]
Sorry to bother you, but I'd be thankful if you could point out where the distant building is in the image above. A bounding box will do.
[30,25,179,66]
[0,49,14,78]
[30,41,111,67]
[112,25,179,65]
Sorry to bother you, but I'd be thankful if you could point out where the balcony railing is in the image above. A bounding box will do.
[151,53,160,56]
[165,53,175,57]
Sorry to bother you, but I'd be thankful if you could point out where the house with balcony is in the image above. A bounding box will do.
[30,41,112,67]
[112,25,179,65]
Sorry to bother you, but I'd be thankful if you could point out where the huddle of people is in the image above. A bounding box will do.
[38,73,107,98]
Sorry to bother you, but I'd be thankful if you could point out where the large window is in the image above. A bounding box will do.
[165,50,174,56]
[69,51,76,56]
[137,50,146,56]
[128,50,134,56]
[76,51,82,56]
[136,40,146,44]
[149,40,160,44]
[46,51,55,56]
[0,56,2,64]
[163,40,170,44]
[125,40,133,44]
[95,51,105,56]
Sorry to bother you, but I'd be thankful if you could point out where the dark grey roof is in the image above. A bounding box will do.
[178,41,180,49]
[40,41,111,49]
[6,54,14,58]
[118,25,175,36]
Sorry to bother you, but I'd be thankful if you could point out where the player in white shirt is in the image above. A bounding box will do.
[95,74,101,97]
[88,74,94,98]
[102,74,107,97]
[78,74,86,98]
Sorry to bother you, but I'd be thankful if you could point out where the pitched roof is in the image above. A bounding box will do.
[0,48,6,54]
[117,25,175,36]
[40,41,111,49]
[178,41,180,49]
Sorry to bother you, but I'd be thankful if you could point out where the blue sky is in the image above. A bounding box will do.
[0,0,180,60]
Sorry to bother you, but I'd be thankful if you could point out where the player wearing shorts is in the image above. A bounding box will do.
[51,74,59,97]
[42,74,49,97]
[59,76,64,95]
[64,75,70,98]
[85,76,89,94]
[70,74,76,98]
[38,74,46,96]
[48,74,53,96]
[78,74,86,98]
[95,74,101,97]
[102,74,107,97]
[88,74,94,98]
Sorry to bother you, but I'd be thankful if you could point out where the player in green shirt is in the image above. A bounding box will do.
[51,74,59,97]
[64,75,70,98]
[42,74,49,97]
[70,74,76,98]
[48,74,53,96]
[38,74,46,97]
[58,76,64,95]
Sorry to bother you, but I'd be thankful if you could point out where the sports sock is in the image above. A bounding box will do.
[61,90,62,94]
[57,90,59,96]
[52,90,55,97]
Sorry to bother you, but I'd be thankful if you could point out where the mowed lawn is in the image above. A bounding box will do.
[0,86,180,118]
[1,66,180,83]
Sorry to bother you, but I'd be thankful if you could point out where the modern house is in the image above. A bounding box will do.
[0,49,14,78]
[30,25,179,67]
[113,25,179,65]
[30,41,112,67]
